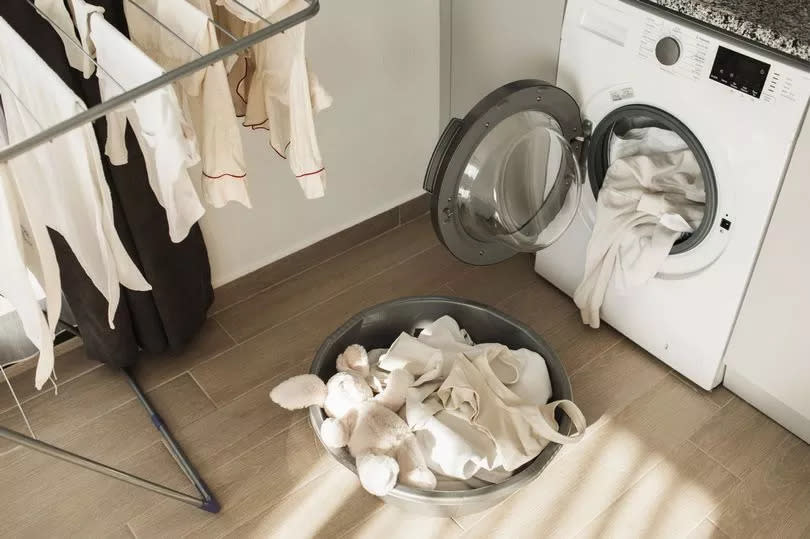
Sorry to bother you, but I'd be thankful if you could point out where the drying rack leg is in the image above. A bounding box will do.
[0,368,220,513]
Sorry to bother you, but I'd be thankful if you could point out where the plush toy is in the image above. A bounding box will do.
[270,344,437,496]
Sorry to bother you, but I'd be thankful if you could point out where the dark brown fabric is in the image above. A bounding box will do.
[0,3,213,367]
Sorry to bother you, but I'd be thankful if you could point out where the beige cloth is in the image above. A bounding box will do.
[215,0,332,199]
[124,0,251,209]
[382,317,586,482]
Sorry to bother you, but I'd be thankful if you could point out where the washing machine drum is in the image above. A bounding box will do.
[424,80,585,265]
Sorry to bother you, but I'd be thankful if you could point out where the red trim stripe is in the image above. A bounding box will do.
[296,167,325,179]
[203,171,247,180]
[236,57,249,105]
[242,120,270,130]
[271,144,286,159]
[271,141,291,159]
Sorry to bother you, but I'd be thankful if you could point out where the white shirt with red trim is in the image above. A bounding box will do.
[124,0,252,209]
[218,0,332,199]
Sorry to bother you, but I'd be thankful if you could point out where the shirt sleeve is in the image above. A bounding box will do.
[197,24,252,208]
[286,52,326,199]
[104,108,130,166]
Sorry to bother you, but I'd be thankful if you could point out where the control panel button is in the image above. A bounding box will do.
[655,36,681,66]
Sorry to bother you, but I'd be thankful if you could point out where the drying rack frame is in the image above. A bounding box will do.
[0,366,221,512]
[0,0,321,514]
[0,0,320,163]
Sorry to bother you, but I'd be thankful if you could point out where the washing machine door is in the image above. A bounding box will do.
[424,80,585,266]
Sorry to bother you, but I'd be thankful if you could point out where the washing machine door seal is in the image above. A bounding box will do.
[424,80,585,266]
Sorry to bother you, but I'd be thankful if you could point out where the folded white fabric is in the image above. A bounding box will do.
[574,127,706,328]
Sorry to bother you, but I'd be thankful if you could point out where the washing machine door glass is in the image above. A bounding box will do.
[424,80,584,265]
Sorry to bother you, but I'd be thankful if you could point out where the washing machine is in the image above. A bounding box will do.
[422,0,810,389]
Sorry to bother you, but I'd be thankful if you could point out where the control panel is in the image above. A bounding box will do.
[635,14,808,107]
[709,46,770,98]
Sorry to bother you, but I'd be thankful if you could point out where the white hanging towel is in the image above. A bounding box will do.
[574,127,707,328]
[218,0,332,199]
[123,0,251,209]
[0,17,151,387]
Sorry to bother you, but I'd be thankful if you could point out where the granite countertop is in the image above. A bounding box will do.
[634,0,810,64]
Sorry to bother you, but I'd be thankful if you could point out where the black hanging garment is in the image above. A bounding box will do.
[0,3,214,367]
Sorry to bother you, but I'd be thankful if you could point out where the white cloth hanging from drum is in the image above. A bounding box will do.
[574,127,707,328]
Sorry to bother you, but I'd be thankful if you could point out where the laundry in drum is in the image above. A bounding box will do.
[575,119,708,329]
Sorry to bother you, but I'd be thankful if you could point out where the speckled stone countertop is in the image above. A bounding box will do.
[633,0,810,64]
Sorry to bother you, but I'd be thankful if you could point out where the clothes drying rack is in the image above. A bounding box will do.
[0,0,321,514]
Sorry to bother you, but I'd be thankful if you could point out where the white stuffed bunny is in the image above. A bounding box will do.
[270,345,437,496]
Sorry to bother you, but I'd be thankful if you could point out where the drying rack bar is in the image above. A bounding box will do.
[0,0,320,164]
[0,368,220,512]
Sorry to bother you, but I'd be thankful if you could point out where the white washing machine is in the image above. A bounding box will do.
[423,0,810,389]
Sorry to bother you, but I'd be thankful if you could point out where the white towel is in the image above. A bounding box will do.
[574,127,706,328]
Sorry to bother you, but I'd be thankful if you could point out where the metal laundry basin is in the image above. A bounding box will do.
[308,296,574,517]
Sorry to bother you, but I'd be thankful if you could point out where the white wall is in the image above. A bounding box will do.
[200,1,440,286]
[447,0,565,117]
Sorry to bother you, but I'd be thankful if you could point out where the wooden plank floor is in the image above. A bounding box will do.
[1,213,808,538]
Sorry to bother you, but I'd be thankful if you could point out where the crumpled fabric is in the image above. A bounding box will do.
[574,127,707,328]
[378,316,585,483]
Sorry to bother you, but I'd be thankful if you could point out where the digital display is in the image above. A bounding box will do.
[710,46,770,98]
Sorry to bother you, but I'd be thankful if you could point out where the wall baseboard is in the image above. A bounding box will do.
[210,193,431,314]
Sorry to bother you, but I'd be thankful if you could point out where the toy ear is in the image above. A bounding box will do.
[336,344,370,376]
[270,374,327,410]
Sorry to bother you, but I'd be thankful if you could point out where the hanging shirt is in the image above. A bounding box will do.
[123,0,251,209]
[82,9,207,243]
[217,0,332,199]
[0,16,151,386]
[0,108,61,390]
[33,0,89,75]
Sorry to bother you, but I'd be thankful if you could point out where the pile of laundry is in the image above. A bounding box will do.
[270,316,587,496]
[575,126,707,327]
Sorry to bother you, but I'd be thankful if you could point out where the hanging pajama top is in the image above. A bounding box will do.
[0,16,152,386]
[217,0,332,199]
[123,0,252,209]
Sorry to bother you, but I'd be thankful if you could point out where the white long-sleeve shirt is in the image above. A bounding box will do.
[217,0,332,199]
